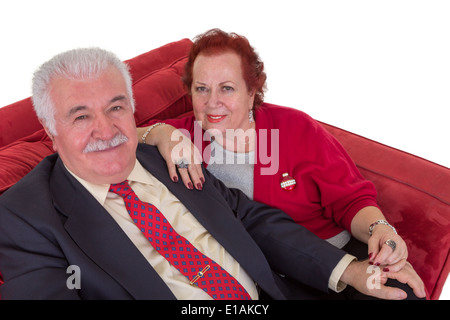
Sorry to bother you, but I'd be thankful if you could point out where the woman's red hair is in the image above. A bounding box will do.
[182,28,267,109]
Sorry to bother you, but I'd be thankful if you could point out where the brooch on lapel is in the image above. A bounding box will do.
[280,172,296,191]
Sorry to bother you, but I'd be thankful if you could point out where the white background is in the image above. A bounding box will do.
[0,0,448,299]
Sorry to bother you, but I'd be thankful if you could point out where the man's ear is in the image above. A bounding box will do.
[39,120,57,152]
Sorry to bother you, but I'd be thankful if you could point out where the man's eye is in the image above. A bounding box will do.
[75,115,88,121]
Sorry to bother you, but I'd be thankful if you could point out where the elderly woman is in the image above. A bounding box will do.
[138,29,424,299]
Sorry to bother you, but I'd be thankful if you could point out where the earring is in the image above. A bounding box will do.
[248,109,254,123]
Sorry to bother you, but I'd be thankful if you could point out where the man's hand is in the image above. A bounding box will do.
[340,259,426,300]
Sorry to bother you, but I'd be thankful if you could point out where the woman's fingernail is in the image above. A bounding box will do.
[368,252,373,260]
[200,177,205,184]
[188,182,193,190]
[383,267,390,272]
[173,176,178,182]
[196,183,203,190]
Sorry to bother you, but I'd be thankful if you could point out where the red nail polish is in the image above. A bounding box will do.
[200,177,205,184]
[368,253,373,260]
[383,267,390,272]
[188,182,193,190]
[173,176,178,182]
[196,183,202,190]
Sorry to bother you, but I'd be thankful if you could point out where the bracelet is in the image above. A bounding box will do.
[369,220,397,236]
[141,122,165,144]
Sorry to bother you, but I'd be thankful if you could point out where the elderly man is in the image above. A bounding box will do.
[0,48,424,300]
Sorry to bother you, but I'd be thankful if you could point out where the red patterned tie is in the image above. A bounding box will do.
[109,180,251,300]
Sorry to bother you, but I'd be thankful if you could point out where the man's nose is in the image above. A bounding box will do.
[92,115,117,140]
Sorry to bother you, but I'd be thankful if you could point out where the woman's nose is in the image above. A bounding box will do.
[206,89,222,108]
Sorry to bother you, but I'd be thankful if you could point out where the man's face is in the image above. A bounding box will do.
[46,66,138,184]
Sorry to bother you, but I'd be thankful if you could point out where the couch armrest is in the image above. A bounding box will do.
[320,121,450,300]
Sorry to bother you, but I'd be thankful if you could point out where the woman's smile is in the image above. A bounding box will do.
[207,114,227,123]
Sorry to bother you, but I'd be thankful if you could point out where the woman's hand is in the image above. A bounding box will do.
[351,206,408,272]
[138,124,205,190]
[368,224,408,272]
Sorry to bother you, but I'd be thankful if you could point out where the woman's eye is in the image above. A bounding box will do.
[223,86,234,92]
[196,86,208,93]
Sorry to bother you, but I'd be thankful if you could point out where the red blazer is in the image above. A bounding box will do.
[145,103,379,239]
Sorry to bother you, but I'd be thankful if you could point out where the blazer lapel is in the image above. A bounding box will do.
[50,158,176,299]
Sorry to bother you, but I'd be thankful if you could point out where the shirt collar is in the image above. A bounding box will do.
[64,159,153,206]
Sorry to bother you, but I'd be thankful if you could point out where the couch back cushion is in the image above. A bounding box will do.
[0,38,193,195]
[127,38,193,126]
[0,98,44,148]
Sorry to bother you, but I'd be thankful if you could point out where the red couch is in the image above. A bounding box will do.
[0,38,448,300]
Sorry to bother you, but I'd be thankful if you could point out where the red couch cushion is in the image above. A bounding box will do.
[132,55,192,126]
[126,38,193,126]
[320,122,450,300]
[0,98,43,148]
[0,130,53,195]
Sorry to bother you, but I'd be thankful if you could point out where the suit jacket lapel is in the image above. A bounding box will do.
[50,157,176,299]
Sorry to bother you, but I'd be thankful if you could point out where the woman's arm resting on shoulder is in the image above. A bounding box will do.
[138,124,204,190]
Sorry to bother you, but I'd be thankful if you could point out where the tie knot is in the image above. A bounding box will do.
[109,180,133,198]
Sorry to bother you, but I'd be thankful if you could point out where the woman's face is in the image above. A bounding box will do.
[191,51,255,135]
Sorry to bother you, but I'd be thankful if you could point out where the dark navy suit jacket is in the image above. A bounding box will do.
[0,144,346,299]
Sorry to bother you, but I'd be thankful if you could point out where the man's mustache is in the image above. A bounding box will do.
[83,133,129,153]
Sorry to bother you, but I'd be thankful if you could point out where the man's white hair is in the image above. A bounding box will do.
[31,47,135,135]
